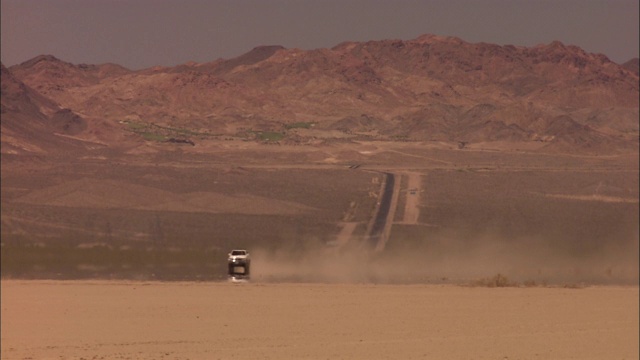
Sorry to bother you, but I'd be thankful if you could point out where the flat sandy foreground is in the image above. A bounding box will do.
[1,281,638,360]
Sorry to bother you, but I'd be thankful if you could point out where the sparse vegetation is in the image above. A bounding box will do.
[469,276,588,288]
[256,131,284,142]
[141,132,168,141]
[121,120,219,143]
[1,143,637,283]
[473,273,516,287]
[0,243,224,280]
[1,164,381,280]
[561,283,587,289]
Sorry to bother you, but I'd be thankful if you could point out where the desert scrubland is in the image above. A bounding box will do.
[2,142,638,285]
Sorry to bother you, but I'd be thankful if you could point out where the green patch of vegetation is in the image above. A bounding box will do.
[151,123,217,137]
[257,131,285,142]
[120,120,220,143]
[124,121,148,130]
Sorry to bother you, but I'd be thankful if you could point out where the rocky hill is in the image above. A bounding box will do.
[1,63,93,154]
[3,34,639,154]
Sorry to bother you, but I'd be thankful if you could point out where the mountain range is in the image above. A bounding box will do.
[2,34,638,155]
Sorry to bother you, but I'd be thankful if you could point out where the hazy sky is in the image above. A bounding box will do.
[2,0,638,70]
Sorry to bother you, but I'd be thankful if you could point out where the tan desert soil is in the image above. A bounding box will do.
[1,280,638,360]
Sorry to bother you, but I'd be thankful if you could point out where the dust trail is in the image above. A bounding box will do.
[248,232,639,285]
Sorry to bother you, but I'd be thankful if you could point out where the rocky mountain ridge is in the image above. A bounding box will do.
[2,34,638,155]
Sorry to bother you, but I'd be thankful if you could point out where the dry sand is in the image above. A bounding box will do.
[1,280,638,360]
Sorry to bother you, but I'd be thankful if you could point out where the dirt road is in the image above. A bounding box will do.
[2,280,638,360]
[402,172,422,224]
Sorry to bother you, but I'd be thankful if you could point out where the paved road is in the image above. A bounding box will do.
[368,172,395,250]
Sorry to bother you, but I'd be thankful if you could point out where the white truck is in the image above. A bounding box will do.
[227,249,250,281]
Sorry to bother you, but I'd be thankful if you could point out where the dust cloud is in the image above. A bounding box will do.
[249,233,639,286]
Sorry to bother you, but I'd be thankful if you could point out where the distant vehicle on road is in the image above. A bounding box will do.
[227,249,250,281]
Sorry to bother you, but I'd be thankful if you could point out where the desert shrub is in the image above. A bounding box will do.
[257,131,284,142]
[141,132,168,141]
[474,273,517,287]
[124,121,147,130]
[561,283,586,289]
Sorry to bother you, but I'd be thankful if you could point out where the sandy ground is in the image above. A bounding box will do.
[1,281,638,360]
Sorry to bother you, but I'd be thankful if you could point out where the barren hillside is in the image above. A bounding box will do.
[4,34,639,155]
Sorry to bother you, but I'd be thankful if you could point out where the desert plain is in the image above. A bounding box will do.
[2,140,639,360]
[2,280,638,360]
